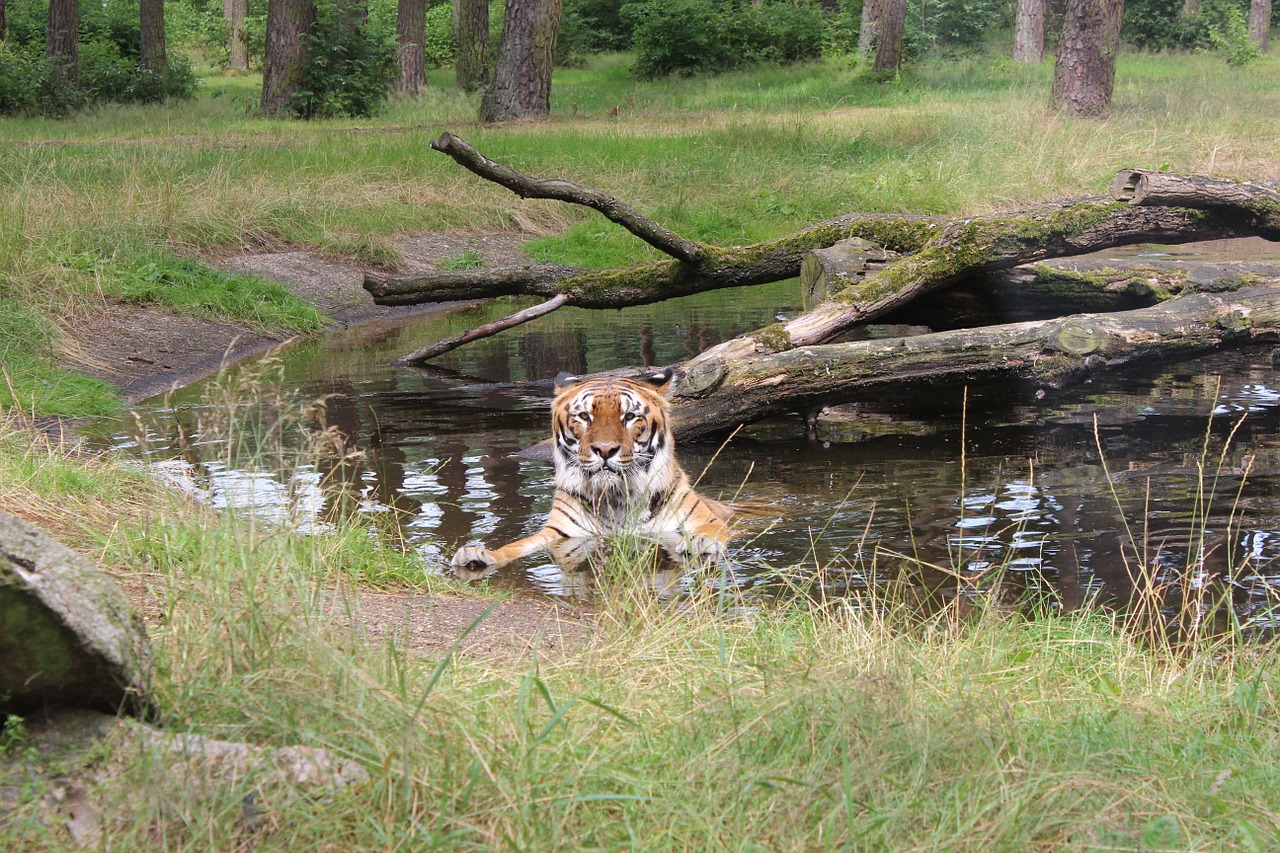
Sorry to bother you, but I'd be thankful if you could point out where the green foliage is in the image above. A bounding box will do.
[289,1,399,118]
[0,0,199,116]
[624,0,825,80]
[1122,0,1188,49]
[423,2,457,68]
[1199,0,1262,66]
[558,0,636,65]
[909,0,1010,54]
[0,43,80,117]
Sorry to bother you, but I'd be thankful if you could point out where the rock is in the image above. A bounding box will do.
[1,708,369,845]
[0,510,152,716]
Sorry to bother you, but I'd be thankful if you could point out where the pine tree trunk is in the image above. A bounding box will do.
[454,0,490,92]
[858,0,877,53]
[1248,0,1271,51]
[1013,0,1047,62]
[261,0,316,116]
[46,0,78,83]
[1180,0,1200,18]
[225,0,249,70]
[396,0,426,95]
[873,0,906,73]
[1050,0,1124,117]
[140,0,167,74]
[480,0,561,122]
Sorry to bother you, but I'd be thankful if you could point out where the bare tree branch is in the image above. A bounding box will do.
[429,132,706,262]
[394,294,569,364]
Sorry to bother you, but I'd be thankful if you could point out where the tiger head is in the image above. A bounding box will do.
[551,368,678,499]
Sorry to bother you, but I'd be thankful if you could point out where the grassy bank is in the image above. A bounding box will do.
[3,416,1280,849]
[2,51,1278,415]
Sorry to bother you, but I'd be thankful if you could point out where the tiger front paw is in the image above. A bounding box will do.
[451,545,498,572]
[675,535,727,562]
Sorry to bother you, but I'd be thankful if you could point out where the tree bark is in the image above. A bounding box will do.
[455,0,490,92]
[46,0,78,84]
[480,0,562,122]
[225,0,249,71]
[874,0,907,73]
[140,0,167,74]
[261,0,317,116]
[860,0,907,72]
[1050,0,1124,117]
[396,0,426,95]
[1013,0,1047,62]
[668,283,1280,440]
[1248,0,1271,51]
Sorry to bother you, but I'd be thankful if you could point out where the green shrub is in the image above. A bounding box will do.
[423,2,457,68]
[289,0,399,118]
[624,0,825,80]
[1199,0,1262,65]
[0,42,82,117]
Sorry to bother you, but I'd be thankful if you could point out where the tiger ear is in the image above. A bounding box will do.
[635,366,675,392]
[554,371,581,392]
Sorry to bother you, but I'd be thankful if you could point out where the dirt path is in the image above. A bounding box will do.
[58,231,595,659]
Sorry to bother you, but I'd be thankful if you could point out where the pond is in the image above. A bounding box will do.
[89,239,1280,635]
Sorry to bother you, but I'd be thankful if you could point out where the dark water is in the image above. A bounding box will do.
[90,242,1280,632]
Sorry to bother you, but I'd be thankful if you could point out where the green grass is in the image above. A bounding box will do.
[60,248,327,334]
[5,410,1280,849]
[4,52,1278,419]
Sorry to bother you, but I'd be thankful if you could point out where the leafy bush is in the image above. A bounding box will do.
[288,0,399,118]
[0,43,81,117]
[624,0,825,80]
[0,0,200,115]
[1198,0,1262,65]
[424,2,457,68]
[1122,0,1188,49]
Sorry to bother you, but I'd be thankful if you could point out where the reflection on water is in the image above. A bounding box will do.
[85,255,1280,634]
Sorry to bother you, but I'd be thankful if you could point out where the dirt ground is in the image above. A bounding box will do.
[54,231,595,659]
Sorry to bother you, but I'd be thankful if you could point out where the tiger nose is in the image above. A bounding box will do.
[591,442,620,460]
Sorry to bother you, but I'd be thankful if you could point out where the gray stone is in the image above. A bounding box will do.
[0,510,152,716]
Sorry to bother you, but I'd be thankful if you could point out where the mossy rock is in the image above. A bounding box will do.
[0,511,152,716]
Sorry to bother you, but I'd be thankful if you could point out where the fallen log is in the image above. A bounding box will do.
[367,138,1280,365]
[668,280,1280,441]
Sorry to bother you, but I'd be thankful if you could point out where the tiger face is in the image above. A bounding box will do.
[551,369,674,496]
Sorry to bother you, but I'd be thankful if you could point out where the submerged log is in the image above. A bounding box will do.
[668,280,1280,440]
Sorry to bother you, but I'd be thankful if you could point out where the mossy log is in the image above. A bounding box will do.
[370,137,1280,366]
[667,281,1280,440]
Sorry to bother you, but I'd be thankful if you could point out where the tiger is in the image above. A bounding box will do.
[450,367,736,571]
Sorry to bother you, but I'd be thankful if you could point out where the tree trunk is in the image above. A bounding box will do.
[1248,0,1271,51]
[396,0,426,95]
[667,283,1280,440]
[1012,0,1047,62]
[858,0,877,53]
[46,0,78,84]
[225,0,249,71]
[140,0,167,74]
[480,0,562,123]
[261,0,317,116]
[1180,0,1201,19]
[1050,0,1124,117]
[454,0,490,92]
